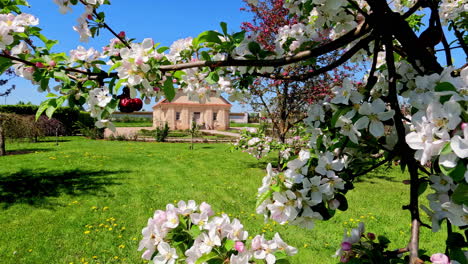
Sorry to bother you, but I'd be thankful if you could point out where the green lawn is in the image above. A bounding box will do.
[230,122,261,128]
[114,122,153,127]
[0,137,446,263]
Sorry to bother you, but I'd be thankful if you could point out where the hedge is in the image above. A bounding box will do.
[0,105,95,135]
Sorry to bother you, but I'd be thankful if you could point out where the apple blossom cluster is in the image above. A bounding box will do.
[421,174,467,232]
[0,12,38,49]
[274,23,318,56]
[283,0,361,39]
[256,150,348,229]
[138,200,297,264]
[334,223,466,263]
[438,0,468,25]
[233,127,308,161]
[233,129,273,159]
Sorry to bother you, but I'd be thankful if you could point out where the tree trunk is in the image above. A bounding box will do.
[0,121,5,156]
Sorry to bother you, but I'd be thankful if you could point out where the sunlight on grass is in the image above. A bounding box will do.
[0,137,446,263]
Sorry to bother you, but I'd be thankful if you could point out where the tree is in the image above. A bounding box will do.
[0,68,16,156]
[240,0,356,144]
[0,0,466,263]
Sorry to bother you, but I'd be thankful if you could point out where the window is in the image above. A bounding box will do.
[213,112,217,121]
[176,112,180,120]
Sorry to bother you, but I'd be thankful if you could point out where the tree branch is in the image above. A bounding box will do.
[158,23,371,72]
[252,34,374,81]
[451,23,468,57]
[384,27,422,264]
[79,0,131,49]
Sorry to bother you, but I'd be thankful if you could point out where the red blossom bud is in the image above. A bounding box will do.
[49,61,56,67]
[118,31,126,38]
[367,233,376,240]
[35,62,45,68]
[87,14,93,20]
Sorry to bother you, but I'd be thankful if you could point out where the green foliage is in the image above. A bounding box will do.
[0,105,96,135]
[154,123,170,142]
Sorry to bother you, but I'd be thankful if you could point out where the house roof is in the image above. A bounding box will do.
[152,91,232,109]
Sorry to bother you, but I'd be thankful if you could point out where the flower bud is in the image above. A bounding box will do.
[341,242,352,251]
[49,60,56,67]
[118,31,126,38]
[367,232,376,240]
[35,62,45,68]
[235,241,245,252]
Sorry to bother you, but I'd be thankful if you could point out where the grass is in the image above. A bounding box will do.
[114,122,152,127]
[230,122,260,128]
[0,137,447,264]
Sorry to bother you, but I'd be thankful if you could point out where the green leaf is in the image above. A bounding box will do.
[452,183,468,206]
[163,77,176,102]
[449,247,468,264]
[417,181,428,197]
[435,82,457,93]
[188,225,202,238]
[224,239,234,251]
[108,61,121,73]
[35,99,50,120]
[195,252,218,264]
[53,71,70,84]
[447,232,467,248]
[330,107,350,127]
[231,31,246,44]
[115,79,125,91]
[195,30,223,45]
[248,41,261,55]
[440,162,466,182]
[157,46,169,53]
[206,72,219,84]
[378,235,391,247]
[256,189,272,209]
[200,51,211,61]
[45,99,57,118]
[220,22,228,35]
[335,193,348,211]
[0,56,12,74]
[40,77,49,91]
[46,93,57,98]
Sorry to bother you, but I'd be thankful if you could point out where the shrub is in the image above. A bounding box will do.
[154,123,169,142]
[74,121,104,139]
[0,105,96,135]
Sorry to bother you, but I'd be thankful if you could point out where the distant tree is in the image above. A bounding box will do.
[0,69,16,156]
[240,0,357,143]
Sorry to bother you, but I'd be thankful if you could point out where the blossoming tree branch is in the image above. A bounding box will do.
[0,0,466,263]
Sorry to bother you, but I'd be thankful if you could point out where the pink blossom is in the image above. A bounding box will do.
[235,241,245,252]
[430,253,450,264]
[341,242,352,251]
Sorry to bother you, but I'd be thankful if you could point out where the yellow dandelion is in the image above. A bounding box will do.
[118,245,125,249]
[28,249,32,252]
[114,256,119,259]
[121,227,126,231]
[118,235,122,238]
[108,228,113,231]
[303,244,308,248]
[84,231,91,234]
[344,222,348,225]
[92,256,97,259]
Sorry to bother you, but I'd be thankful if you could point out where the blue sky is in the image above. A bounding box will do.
[2,1,466,111]
[4,1,253,111]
